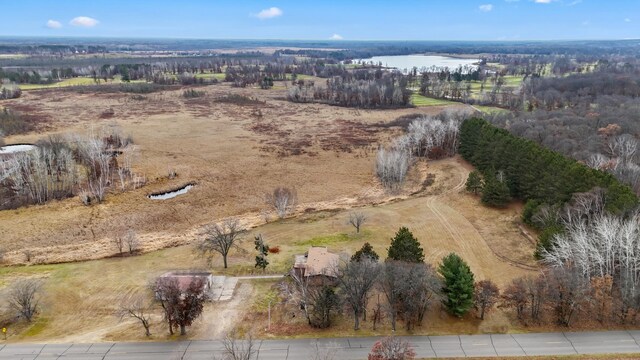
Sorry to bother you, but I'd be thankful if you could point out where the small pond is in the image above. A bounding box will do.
[0,144,36,155]
[148,184,195,200]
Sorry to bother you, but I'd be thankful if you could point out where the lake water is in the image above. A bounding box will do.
[351,55,480,73]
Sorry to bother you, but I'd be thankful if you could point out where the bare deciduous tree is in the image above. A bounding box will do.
[546,266,588,327]
[375,147,410,193]
[198,218,246,268]
[378,261,440,331]
[220,331,258,360]
[335,258,381,330]
[501,278,528,321]
[113,233,124,255]
[118,292,152,336]
[153,276,207,335]
[309,341,338,360]
[153,277,180,335]
[287,270,340,329]
[125,230,139,255]
[474,280,499,320]
[9,279,42,322]
[266,187,297,219]
[348,211,367,234]
[368,336,416,360]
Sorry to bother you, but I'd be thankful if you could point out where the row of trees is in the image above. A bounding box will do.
[288,72,410,109]
[503,264,640,327]
[459,118,638,248]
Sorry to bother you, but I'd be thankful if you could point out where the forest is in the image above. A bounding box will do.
[459,118,638,246]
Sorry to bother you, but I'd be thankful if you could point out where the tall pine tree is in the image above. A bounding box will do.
[438,253,475,317]
[465,171,484,195]
[387,227,424,263]
[481,171,511,208]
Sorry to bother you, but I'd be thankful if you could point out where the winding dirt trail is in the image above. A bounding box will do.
[420,158,537,283]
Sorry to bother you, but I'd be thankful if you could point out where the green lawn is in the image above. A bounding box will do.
[194,73,226,80]
[18,76,142,90]
[411,93,458,107]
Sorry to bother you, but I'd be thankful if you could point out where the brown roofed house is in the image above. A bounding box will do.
[293,246,340,285]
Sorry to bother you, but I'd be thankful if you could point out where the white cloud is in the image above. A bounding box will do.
[479,4,494,12]
[330,34,343,40]
[625,18,632,22]
[253,7,283,20]
[46,20,62,29]
[534,0,556,3]
[70,16,99,27]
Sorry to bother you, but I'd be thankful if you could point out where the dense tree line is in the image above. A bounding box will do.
[503,261,640,326]
[459,118,638,248]
[487,61,640,192]
[288,72,410,108]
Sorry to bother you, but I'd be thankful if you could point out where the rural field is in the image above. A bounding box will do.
[0,79,540,342]
[0,82,467,264]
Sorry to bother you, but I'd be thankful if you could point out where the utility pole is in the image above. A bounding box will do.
[267,300,272,331]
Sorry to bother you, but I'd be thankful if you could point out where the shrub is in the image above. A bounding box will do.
[267,246,280,254]
[182,89,205,98]
[0,108,32,135]
[213,94,265,106]
[368,337,416,360]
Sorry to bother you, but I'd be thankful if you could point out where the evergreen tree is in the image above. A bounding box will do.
[481,172,511,208]
[438,253,475,317]
[465,171,484,195]
[351,242,379,262]
[387,227,424,263]
[254,234,269,271]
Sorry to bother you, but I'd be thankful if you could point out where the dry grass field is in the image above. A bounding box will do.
[0,81,540,342]
[0,82,465,265]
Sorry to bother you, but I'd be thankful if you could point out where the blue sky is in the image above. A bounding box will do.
[0,0,637,40]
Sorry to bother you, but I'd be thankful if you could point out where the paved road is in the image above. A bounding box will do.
[1,331,640,359]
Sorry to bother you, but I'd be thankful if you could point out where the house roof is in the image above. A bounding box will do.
[300,246,340,277]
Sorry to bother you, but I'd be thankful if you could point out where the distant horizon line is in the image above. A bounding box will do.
[0,35,638,43]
